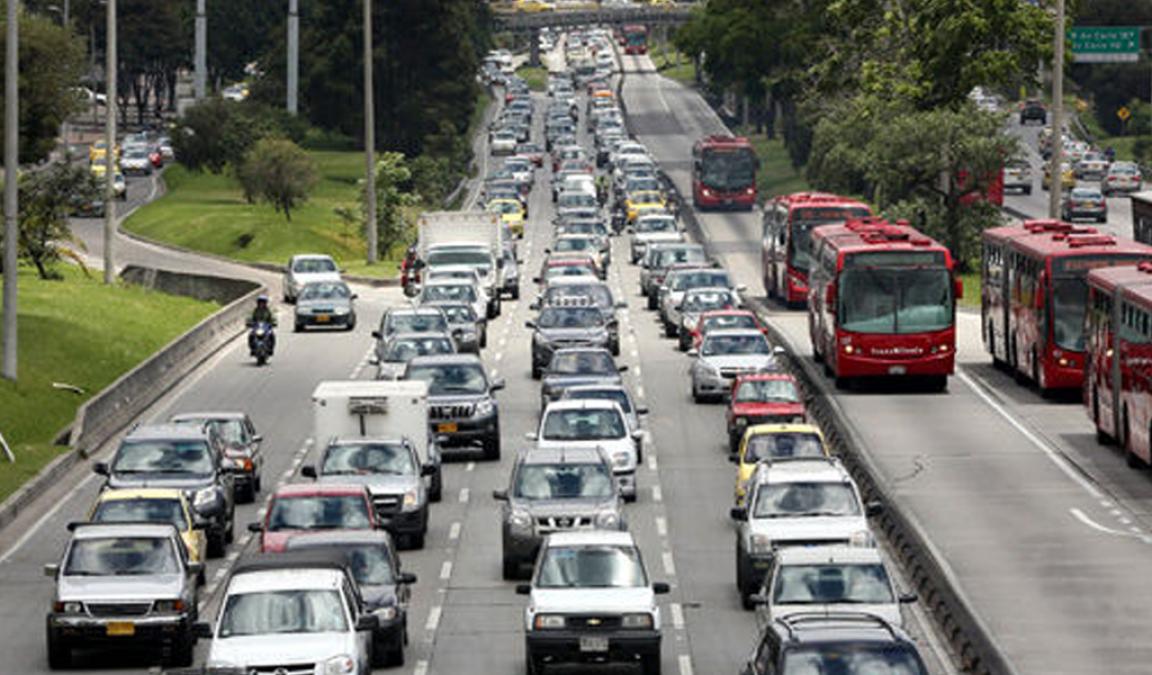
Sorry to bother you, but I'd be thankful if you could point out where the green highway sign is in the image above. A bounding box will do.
[1070,26,1140,63]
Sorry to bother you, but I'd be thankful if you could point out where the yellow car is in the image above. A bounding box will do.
[515,0,555,12]
[88,140,120,166]
[731,424,830,505]
[488,198,526,238]
[89,488,208,569]
[625,190,667,223]
[1042,162,1075,192]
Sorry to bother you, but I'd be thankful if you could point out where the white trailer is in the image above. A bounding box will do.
[417,210,504,259]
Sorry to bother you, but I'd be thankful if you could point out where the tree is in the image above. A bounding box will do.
[116,0,188,124]
[173,98,307,174]
[237,138,317,221]
[18,162,99,280]
[365,152,417,258]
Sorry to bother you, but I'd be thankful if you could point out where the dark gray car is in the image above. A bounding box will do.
[528,305,613,379]
[170,411,262,504]
[403,354,506,461]
[539,347,628,411]
[423,300,487,352]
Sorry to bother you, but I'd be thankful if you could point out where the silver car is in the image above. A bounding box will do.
[293,280,357,331]
[283,253,341,303]
[423,301,487,352]
[375,331,456,380]
[690,329,780,402]
[1104,161,1143,195]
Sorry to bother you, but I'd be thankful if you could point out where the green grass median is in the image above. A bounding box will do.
[0,266,217,504]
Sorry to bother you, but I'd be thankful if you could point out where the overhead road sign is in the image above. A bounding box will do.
[1070,26,1140,63]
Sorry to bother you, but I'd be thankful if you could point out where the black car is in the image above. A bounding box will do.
[740,613,929,675]
[539,347,627,411]
[528,305,613,379]
[403,354,505,460]
[1020,99,1047,125]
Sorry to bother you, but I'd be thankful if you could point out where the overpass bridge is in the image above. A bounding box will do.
[492,5,696,64]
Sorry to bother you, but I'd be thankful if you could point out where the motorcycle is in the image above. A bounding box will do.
[248,321,275,366]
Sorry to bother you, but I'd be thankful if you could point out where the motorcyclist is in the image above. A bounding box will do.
[248,295,277,355]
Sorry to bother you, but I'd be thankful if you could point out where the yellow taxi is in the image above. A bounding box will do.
[625,190,667,223]
[515,0,556,12]
[730,423,830,505]
[89,488,208,567]
[1042,162,1075,192]
[88,140,120,166]
[488,198,526,238]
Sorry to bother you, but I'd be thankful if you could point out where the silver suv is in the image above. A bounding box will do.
[494,447,625,579]
[45,522,202,668]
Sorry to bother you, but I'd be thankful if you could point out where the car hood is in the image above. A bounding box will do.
[513,497,619,517]
[530,587,654,615]
[748,515,869,542]
[634,233,680,244]
[317,474,419,494]
[537,327,608,342]
[108,474,214,491]
[699,355,777,371]
[209,632,355,668]
[297,297,352,311]
[58,573,184,602]
[290,271,341,286]
[542,374,623,389]
[771,602,901,627]
[361,584,399,611]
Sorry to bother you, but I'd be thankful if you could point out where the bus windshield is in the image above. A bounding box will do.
[790,207,872,274]
[838,267,952,335]
[699,149,756,191]
[1052,277,1087,351]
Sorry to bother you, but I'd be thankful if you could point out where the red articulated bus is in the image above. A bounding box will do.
[621,25,648,55]
[1085,262,1152,465]
[691,135,758,211]
[761,192,873,308]
[981,219,1152,394]
[807,217,959,390]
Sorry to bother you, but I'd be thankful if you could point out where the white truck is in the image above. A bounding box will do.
[417,210,506,317]
[310,380,443,514]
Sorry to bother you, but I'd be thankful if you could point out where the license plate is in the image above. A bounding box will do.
[889,365,907,375]
[579,636,609,653]
[315,314,330,323]
[437,422,458,433]
[106,622,135,637]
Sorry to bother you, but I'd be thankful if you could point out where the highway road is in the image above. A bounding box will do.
[619,52,1152,674]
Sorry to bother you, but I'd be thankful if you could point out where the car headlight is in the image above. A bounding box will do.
[533,332,550,346]
[53,601,84,614]
[612,451,631,468]
[734,416,748,428]
[595,510,621,529]
[323,655,357,675]
[153,599,186,612]
[374,605,398,621]
[509,509,534,532]
[533,614,566,630]
[682,314,697,328]
[750,533,774,555]
[701,361,721,377]
[333,306,350,315]
[621,613,654,629]
[850,530,875,548]
[474,399,496,417]
[192,487,216,509]
[401,488,421,512]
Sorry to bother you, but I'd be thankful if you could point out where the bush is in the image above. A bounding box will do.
[173,98,310,174]
[236,138,318,221]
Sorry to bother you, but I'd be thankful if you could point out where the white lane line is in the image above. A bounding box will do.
[655,516,668,537]
[280,468,294,481]
[1070,507,1152,542]
[459,487,470,503]
[413,660,429,675]
[238,533,252,548]
[652,485,663,502]
[466,461,476,472]
[448,521,462,540]
[425,605,443,632]
[647,454,658,471]
[630,349,639,359]
[440,561,453,581]
[0,472,98,565]
[637,385,646,399]
[662,551,677,576]
[669,602,685,629]
[213,567,228,580]
[957,370,1102,498]
[495,352,504,362]
[678,654,694,675]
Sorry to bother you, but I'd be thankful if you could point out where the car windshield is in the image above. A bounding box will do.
[555,238,593,253]
[745,433,825,462]
[174,418,246,445]
[703,315,758,332]
[637,217,676,233]
[490,201,522,215]
[683,290,735,312]
[550,351,616,374]
[782,643,926,675]
[790,207,872,273]
[293,258,337,273]
[439,305,477,323]
[754,482,862,518]
[299,282,350,301]
[774,563,895,605]
[735,379,799,403]
[699,148,757,191]
[1111,164,1138,175]
[423,284,477,303]
[536,545,647,588]
[542,408,626,441]
[838,268,953,335]
[538,306,604,329]
[321,442,414,476]
[65,537,179,576]
[558,193,597,209]
[426,250,491,267]
[219,590,348,637]
[547,265,597,280]
[628,178,661,193]
[564,389,632,414]
[266,495,372,531]
[671,271,729,291]
[1069,189,1101,200]
[112,440,214,475]
[385,336,454,362]
[92,499,188,530]
[405,363,489,395]
[514,463,615,499]
[701,334,769,356]
[387,313,448,334]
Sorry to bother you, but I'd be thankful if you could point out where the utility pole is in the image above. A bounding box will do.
[2,0,19,381]
[194,0,206,100]
[103,0,116,284]
[363,0,377,264]
[1047,0,1066,219]
[287,0,298,115]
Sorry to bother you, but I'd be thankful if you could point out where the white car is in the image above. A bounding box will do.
[284,253,342,303]
[202,561,376,674]
[419,279,489,327]
[530,399,642,501]
[689,329,780,402]
[490,129,518,155]
[659,267,743,336]
[629,213,683,263]
[731,458,881,608]
[751,545,914,628]
[517,530,669,675]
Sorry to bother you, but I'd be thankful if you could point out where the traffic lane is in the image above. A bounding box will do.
[0,288,398,674]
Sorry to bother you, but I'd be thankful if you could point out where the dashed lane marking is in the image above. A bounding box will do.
[652,485,662,502]
[425,605,442,632]
[459,487,470,504]
[466,462,476,472]
[440,561,453,581]
[670,602,684,629]
[678,654,694,675]
[655,516,667,537]
[413,660,429,675]
[449,521,462,541]
[662,551,677,576]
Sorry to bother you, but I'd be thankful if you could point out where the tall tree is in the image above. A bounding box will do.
[117,0,187,124]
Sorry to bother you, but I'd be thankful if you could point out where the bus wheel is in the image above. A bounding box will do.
[1123,410,1142,468]
[926,376,948,393]
[989,324,1005,369]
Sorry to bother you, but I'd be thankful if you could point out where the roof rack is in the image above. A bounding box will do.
[1022,219,1074,234]
[1066,234,1116,248]
[67,520,179,533]
[776,611,901,639]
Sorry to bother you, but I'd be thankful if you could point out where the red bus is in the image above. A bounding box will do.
[807,217,959,389]
[691,135,758,211]
[981,219,1152,394]
[1085,263,1152,465]
[621,25,648,55]
[761,192,872,308]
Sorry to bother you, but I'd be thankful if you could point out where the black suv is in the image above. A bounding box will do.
[1019,99,1047,125]
[740,613,929,675]
[403,354,505,460]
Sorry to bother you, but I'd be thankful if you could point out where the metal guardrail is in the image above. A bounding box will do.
[492,6,694,32]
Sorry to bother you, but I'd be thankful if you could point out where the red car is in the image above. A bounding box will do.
[725,373,807,453]
[148,146,164,168]
[249,483,378,552]
[536,256,601,286]
[682,309,768,352]
[514,144,546,167]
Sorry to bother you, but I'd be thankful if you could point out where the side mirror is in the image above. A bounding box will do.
[187,562,205,578]
[247,522,264,533]
[525,432,539,441]
[421,463,437,477]
[748,593,769,606]
[525,320,537,329]
[899,592,919,604]
[618,365,629,372]
[728,453,739,464]
[368,355,380,366]
[631,430,645,442]
[300,465,318,479]
[636,406,649,415]
[191,517,208,530]
[193,622,214,639]
[515,584,532,595]
[652,582,671,595]
[772,345,786,356]
[398,572,418,585]
[93,462,109,476]
[615,301,627,309]
[954,278,964,301]
[493,489,509,501]
[532,277,542,284]
[865,500,884,517]
[356,614,380,631]
[351,294,359,300]
[529,301,540,310]
[490,378,507,392]
[729,506,748,521]
[736,284,748,293]
[686,349,699,357]
[251,434,263,443]
[43,563,59,578]
[371,330,383,340]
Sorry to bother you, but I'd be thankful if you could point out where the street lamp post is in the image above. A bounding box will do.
[1047,0,1066,219]
[194,0,206,100]
[287,0,298,114]
[103,0,116,285]
[364,0,376,264]
[2,0,19,381]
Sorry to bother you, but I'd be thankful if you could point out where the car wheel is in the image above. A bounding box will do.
[502,554,520,581]
[207,528,227,558]
[483,434,501,461]
[642,654,662,675]
[511,286,520,300]
[294,321,304,333]
[531,363,542,380]
[736,546,754,609]
[430,469,443,503]
[647,294,657,310]
[407,531,426,550]
[165,634,195,667]
[225,512,235,544]
[692,382,703,404]
[46,625,71,670]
